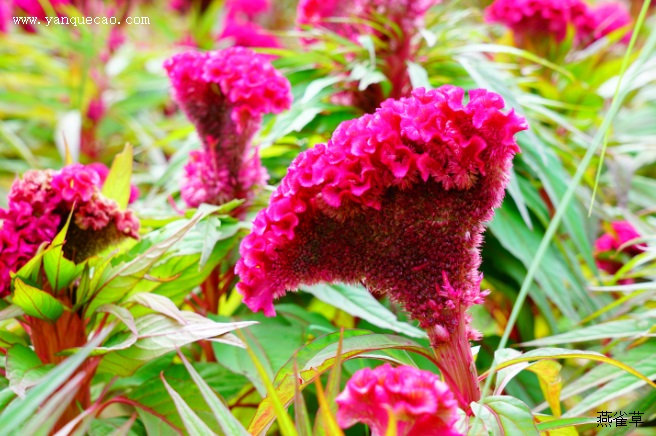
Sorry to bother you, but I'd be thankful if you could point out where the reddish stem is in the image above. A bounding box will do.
[429,311,481,414]
[29,294,98,432]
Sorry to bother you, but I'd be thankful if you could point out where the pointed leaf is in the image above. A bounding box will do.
[161,373,217,436]
[470,396,539,435]
[178,352,250,436]
[6,344,54,398]
[12,278,64,322]
[102,143,133,209]
[98,312,255,376]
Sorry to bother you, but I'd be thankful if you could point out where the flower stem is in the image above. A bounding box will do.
[429,312,481,413]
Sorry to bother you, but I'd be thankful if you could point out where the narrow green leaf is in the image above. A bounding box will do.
[536,417,597,432]
[12,278,64,322]
[20,371,85,436]
[161,374,217,436]
[244,333,298,436]
[0,305,25,322]
[0,332,107,433]
[521,319,654,346]
[177,351,250,436]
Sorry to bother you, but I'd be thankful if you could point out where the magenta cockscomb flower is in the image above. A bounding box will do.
[218,20,280,49]
[164,47,292,208]
[0,164,140,295]
[594,221,643,281]
[585,3,632,45]
[336,364,463,436]
[485,0,590,44]
[236,85,527,406]
[0,0,11,33]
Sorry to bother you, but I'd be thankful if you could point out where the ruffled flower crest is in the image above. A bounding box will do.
[235,85,528,342]
[0,163,140,295]
[336,364,463,436]
[164,47,292,208]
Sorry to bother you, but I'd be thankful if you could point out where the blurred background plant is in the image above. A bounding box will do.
[0,0,655,434]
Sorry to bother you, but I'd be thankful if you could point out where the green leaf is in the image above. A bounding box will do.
[0,305,25,322]
[12,278,64,322]
[301,284,427,338]
[177,351,250,436]
[535,416,596,432]
[470,396,539,436]
[43,211,77,292]
[406,61,432,89]
[0,332,107,433]
[249,331,431,435]
[85,207,213,316]
[20,371,86,436]
[521,318,654,346]
[482,347,656,390]
[300,76,343,104]
[102,143,133,209]
[6,344,54,398]
[127,292,188,324]
[161,373,217,436]
[98,312,255,376]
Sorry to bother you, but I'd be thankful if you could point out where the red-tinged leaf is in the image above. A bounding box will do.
[470,396,539,435]
[12,278,64,322]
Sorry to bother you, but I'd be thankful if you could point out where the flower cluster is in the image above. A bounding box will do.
[218,0,280,49]
[164,47,292,208]
[0,164,140,296]
[336,364,462,436]
[235,85,527,344]
[485,0,631,46]
[594,221,643,281]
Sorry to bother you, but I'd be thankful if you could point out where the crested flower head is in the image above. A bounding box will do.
[218,20,281,49]
[0,0,10,33]
[584,2,632,44]
[225,0,270,21]
[164,47,291,208]
[485,0,590,43]
[336,364,462,436]
[235,85,527,344]
[0,164,140,296]
[594,220,643,279]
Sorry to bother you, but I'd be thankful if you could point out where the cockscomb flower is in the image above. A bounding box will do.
[236,85,527,405]
[164,47,292,207]
[594,221,643,280]
[485,0,590,44]
[584,2,632,45]
[336,364,463,436]
[218,20,280,49]
[0,1,10,33]
[0,164,140,296]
